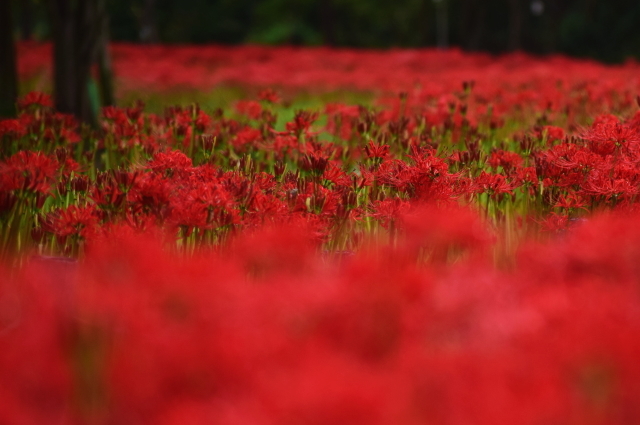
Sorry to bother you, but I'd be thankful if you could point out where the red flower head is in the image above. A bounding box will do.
[17,92,53,111]
[258,88,281,104]
[1,151,58,193]
[147,150,193,176]
[0,119,26,139]
[583,116,640,157]
[235,100,262,120]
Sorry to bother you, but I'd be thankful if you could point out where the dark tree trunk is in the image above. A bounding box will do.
[0,0,18,118]
[47,0,112,126]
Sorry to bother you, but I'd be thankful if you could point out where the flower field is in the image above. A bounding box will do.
[4,44,640,424]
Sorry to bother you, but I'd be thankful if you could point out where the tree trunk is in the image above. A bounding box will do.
[48,0,112,126]
[0,0,18,118]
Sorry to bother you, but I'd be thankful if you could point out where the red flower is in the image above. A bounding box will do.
[0,150,58,193]
[42,204,99,242]
[364,141,390,160]
[370,197,410,229]
[17,91,53,111]
[0,119,26,139]
[258,88,281,104]
[235,100,262,120]
[542,125,565,143]
[231,127,262,152]
[474,171,517,200]
[583,116,640,156]
[147,150,193,175]
[286,110,318,134]
[487,150,523,174]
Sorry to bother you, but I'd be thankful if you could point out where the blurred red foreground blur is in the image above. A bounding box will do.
[3,208,640,425]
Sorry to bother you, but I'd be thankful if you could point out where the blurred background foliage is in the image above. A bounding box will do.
[12,0,640,62]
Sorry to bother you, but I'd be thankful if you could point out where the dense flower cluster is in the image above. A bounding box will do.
[5,45,640,424]
[18,42,640,120]
[3,83,640,256]
[4,210,640,424]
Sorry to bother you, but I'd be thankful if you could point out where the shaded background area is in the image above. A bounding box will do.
[5,0,640,122]
[13,0,640,63]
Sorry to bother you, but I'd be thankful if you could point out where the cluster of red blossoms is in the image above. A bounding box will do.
[3,85,640,255]
[4,209,640,424]
[18,41,640,117]
[4,44,640,423]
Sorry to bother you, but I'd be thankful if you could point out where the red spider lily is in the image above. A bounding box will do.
[103,105,128,123]
[258,88,281,104]
[535,125,565,143]
[389,147,460,201]
[487,150,523,174]
[16,91,53,111]
[42,204,99,243]
[103,105,147,142]
[244,191,288,224]
[374,158,412,190]
[90,180,126,210]
[580,172,638,203]
[58,157,81,177]
[230,127,261,152]
[364,141,390,160]
[474,171,517,201]
[299,150,329,175]
[356,164,375,188]
[235,100,262,120]
[193,108,212,133]
[0,119,27,139]
[583,117,640,156]
[322,161,351,187]
[173,183,238,230]
[288,181,340,217]
[539,211,570,232]
[147,150,193,175]
[536,143,605,185]
[250,171,278,192]
[128,173,172,218]
[269,133,299,159]
[514,166,537,185]
[325,103,360,140]
[554,193,588,211]
[286,110,318,135]
[0,150,58,193]
[163,105,211,143]
[370,197,410,229]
